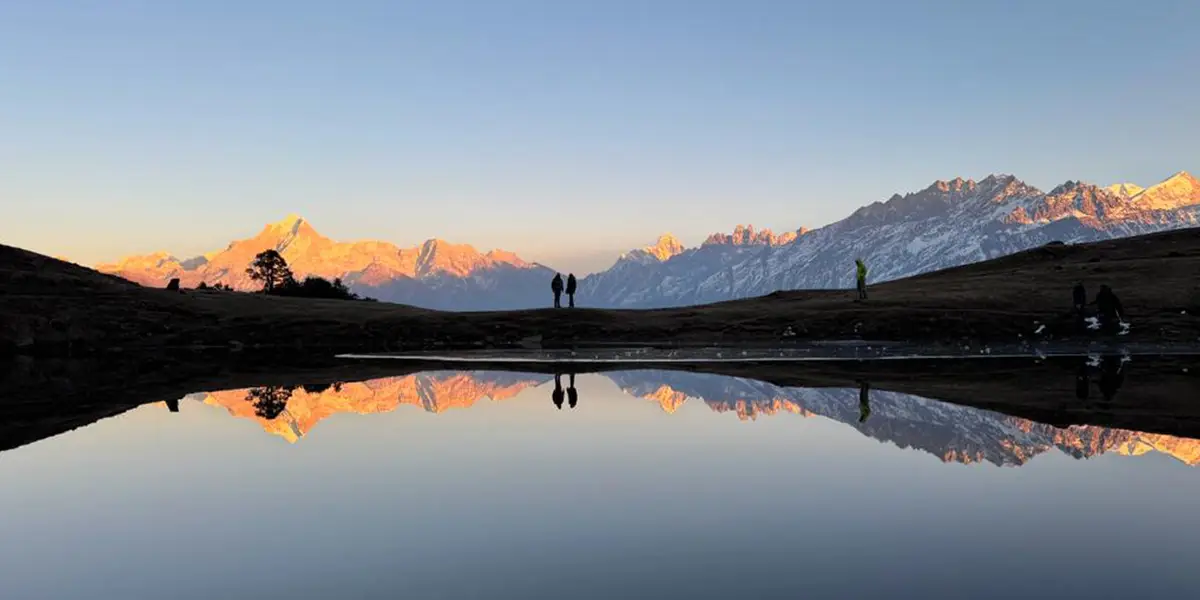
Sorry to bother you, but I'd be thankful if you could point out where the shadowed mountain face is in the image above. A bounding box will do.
[96,215,556,310]
[174,369,1200,467]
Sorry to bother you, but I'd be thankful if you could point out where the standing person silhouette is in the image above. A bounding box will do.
[566,273,578,308]
[1099,355,1125,403]
[1075,361,1090,401]
[858,380,871,423]
[1094,285,1125,332]
[567,373,578,408]
[552,374,565,409]
[855,259,869,301]
[551,273,564,308]
[1072,282,1087,318]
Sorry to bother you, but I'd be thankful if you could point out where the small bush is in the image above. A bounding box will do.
[272,275,363,301]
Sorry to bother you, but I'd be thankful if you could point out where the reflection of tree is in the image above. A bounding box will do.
[246,386,295,420]
[301,383,332,394]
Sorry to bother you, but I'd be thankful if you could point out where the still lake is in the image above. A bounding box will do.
[2,368,1198,599]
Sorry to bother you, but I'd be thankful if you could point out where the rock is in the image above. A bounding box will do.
[518,335,543,349]
[166,278,181,291]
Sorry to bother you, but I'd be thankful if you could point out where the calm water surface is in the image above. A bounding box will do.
[2,369,1198,599]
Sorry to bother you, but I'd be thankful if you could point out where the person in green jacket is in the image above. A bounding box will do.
[855,259,868,301]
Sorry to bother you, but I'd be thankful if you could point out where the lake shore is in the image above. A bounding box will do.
[3,353,1198,453]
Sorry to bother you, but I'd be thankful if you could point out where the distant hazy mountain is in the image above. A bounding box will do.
[582,171,1200,307]
[97,214,556,310]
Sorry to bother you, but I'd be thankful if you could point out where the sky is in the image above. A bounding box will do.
[2,0,1198,274]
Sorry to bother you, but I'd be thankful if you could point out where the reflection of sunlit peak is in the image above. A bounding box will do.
[707,397,808,421]
[642,385,690,413]
[1110,435,1200,466]
[194,373,545,442]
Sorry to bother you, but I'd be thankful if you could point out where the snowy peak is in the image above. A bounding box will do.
[644,233,686,261]
[263,213,317,240]
[485,249,529,267]
[414,238,525,277]
[703,224,800,247]
[1007,181,1125,225]
[1106,182,1145,198]
[1128,171,1200,210]
[928,176,976,194]
[612,233,687,266]
[270,213,306,232]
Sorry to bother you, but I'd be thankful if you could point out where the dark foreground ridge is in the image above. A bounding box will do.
[3,227,1200,357]
[2,353,1198,453]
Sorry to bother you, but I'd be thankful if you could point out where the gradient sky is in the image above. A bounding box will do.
[2,0,1197,274]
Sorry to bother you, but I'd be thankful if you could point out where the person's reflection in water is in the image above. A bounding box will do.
[1099,355,1125,403]
[1075,363,1090,402]
[552,374,565,410]
[567,373,578,409]
[858,381,871,423]
[165,398,179,413]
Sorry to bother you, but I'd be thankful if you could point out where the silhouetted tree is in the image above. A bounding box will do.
[246,250,294,293]
[246,386,294,420]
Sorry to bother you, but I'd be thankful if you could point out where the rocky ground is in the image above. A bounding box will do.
[3,228,1200,357]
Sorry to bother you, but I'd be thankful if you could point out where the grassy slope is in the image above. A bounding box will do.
[3,227,1200,356]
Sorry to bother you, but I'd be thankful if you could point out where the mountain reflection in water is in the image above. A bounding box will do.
[177,368,1199,467]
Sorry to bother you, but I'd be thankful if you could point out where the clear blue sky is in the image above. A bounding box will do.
[2,0,1197,273]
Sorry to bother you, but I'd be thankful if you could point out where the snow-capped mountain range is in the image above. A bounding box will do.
[98,171,1200,309]
[97,214,556,310]
[582,170,1200,307]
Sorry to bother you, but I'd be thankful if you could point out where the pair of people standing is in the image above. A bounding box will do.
[552,373,578,409]
[551,273,577,308]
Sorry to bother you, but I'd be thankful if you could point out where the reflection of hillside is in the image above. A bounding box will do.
[195,372,549,443]
[607,371,1200,467]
